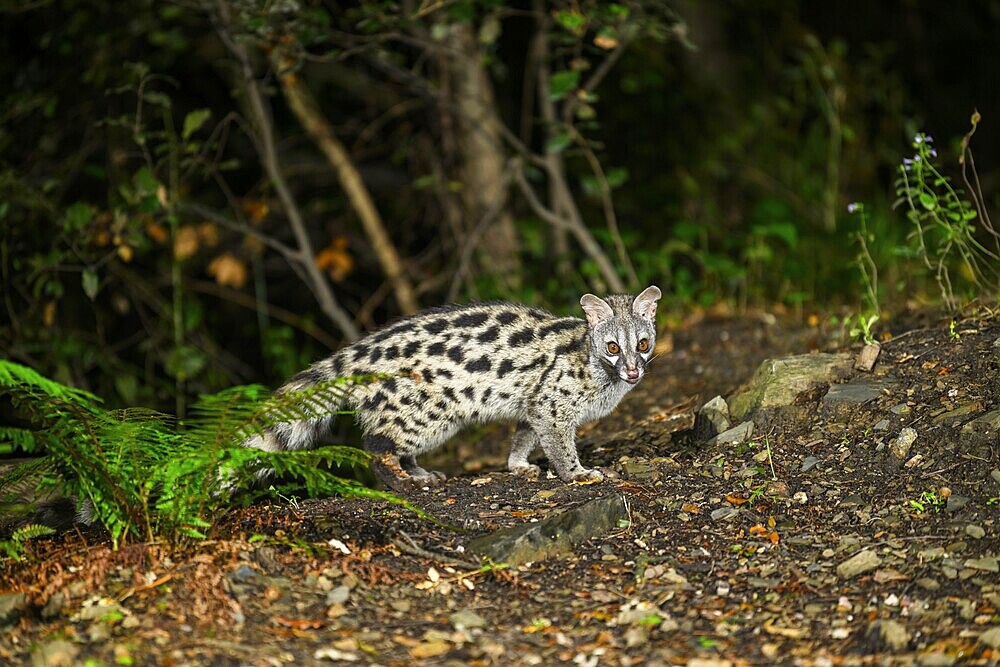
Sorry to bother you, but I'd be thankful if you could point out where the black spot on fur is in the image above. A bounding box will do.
[399,395,414,407]
[288,366,324,387]
[421,369,434,383]
[496,360,515,378]
[461,387,475,400]
[383,344,400,360]
[508,327,536,346]
[498,391,512,400]
[369,347,384,364]
[540,319,581,337]
[416,388,431,403]
[427,341,446,356]
[393,416,409,430]
[558,387,571,396]
[363,434,397,455]
[465,356,491,373]
[442,387,458,402]
[435,400,449,412]
[404,340,422,356]
[482,388,493,402]
[453,311,489,328]
[423,318,448,335]
[477,326,500,343]
[554,335,585,356]
[438,368,454,379]
[351,346,367,362]
[495,311,518,325]
[447,345,464,364]
[363,391,388,410]
[527,309,547,321]
[330,357,345,377]
[382,378,398,394]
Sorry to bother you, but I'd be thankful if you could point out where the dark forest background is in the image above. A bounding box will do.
[2,0,999,416]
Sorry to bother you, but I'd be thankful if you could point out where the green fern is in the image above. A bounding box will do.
[0,523,57,561]
[0,360,429,547]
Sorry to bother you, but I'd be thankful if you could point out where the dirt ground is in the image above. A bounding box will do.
[2,311,998,666]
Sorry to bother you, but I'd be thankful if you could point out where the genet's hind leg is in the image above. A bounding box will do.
[364,434,445,490]
[508,424,541,479]
[400,455,447,484]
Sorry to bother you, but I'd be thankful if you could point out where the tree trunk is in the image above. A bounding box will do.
[447,22,522,292]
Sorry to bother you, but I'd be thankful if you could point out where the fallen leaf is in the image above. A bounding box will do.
[762,618,804,639]
[681,503,701,514]
[273,616,324,630]
[873,569,911,583]
[207,253,248,288]
[242,198,270,224]
[174,225,200,260]
[410,640,451,659]
[315,236,353,281]
[726,495,749,506]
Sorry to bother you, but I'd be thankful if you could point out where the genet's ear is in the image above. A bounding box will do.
[632,285,661,320]
[580,294,614,328]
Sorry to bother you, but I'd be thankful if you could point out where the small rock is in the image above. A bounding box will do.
[837,550,882,579]
[822,376,895,419]
[801,456,821,472]
[873,419,890,431]
[888,427,918,465]
[793,491,808,504]
[965,525,985,539]
[0,592,26,626]
[958,408,1000,440]
[963,557,998,573]
[619,456,661,482]
[229,564,260,585]
[876,619,910,651]
[855,342,881,371]
[40,592,65,620]
[915,577,939,591]
[30,639,78,667]
[932,400,985,424]
[326,586,351,606]
[390,599,411,613]
[314,647,359,662]
[890,403,911,415]
[710,507,740,522]
[709,421,754,446]
[695,395,731,440]
[450,608,486,630]
[991,469,1000,486]
[946,496,970,513]
[979,626,1000,648]
[728,353,854,420]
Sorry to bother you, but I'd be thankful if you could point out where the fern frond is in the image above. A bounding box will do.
[0,359,101,409]
[0,427,41,454]
[11,523,57,543]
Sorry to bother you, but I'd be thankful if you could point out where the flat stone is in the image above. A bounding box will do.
[854,343,882,371]
[873,419,890,431]
[963,557,998,572]
[710,507,740,521]
[728,353,854,420]
[960,408,1000,441]
[467,494,629,566]
[619,456,662,482]
[30,639,79,667]
[876,619,910,651]
[932,400,985,424]
[695,395,731,440]
[965,525,985,539]
[326,586,351,606]
[890,403,911,415]
[980,626,1000,648]
[822,375,896,420]
[946,496,970,513]
[837,550,882,579]
[801,456,821,472]
[450,608,486,630]
[708,421,754,447]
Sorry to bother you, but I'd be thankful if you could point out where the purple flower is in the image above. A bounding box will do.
[928,148,938,158]
[914,134,923,144]
[847,202,860,214]
[925,134,934,143]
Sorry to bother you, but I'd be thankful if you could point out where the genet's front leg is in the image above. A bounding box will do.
[530,419,604,484]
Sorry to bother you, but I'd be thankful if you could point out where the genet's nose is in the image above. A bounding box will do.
[626,368,640,380]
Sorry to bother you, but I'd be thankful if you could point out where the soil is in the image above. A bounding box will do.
[2,312,998,666]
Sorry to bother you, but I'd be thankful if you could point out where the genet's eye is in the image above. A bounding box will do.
[637,339,649,352]
[606,341,621,355]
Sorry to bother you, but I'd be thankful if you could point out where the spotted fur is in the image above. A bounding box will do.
[243,286,662,489]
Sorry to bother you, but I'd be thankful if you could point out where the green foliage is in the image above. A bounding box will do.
[895,130,1000,310]
[0,359,415,548]
[0,523,57,561]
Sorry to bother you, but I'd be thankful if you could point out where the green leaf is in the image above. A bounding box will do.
[555,10,587,36]
[142,91,172,108]
[545,132,571,154]
[918,192,937,210]
[63,202,94,231]
[164,345,207,380]
[549,70,581,101]
[181,108,212,140]
[82,269,99,301]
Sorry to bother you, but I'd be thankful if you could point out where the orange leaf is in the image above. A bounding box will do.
[681,503,701,514]
[146,221,169,245]
[197,222,220,247]
[273,616,324,630]
[315,236,353,282]
[726,495,749,506]
[207,253,248,288]
[174,225,200,260]
[242,198,270,224]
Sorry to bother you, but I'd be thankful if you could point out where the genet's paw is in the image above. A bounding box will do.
[510,464,541,480]
[570,468,604,485]
[397,470,447,490]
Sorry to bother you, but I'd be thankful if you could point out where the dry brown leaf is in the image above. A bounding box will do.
[315,236,353,282]
[273,616,324,630]
[117,245,134,263]
[762,618,804,639]
[174,225,200,260]
[593,33,619,50]
[873,569,910,583]
[410,640,451,659]
[207,253,248,289]
[197,222,220,247]
[726,495,749,506]
[242,198,270,224]
[146,221,169,245]
[681,503,701,514]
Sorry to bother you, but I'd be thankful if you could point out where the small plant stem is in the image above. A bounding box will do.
[765,436,777,480]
